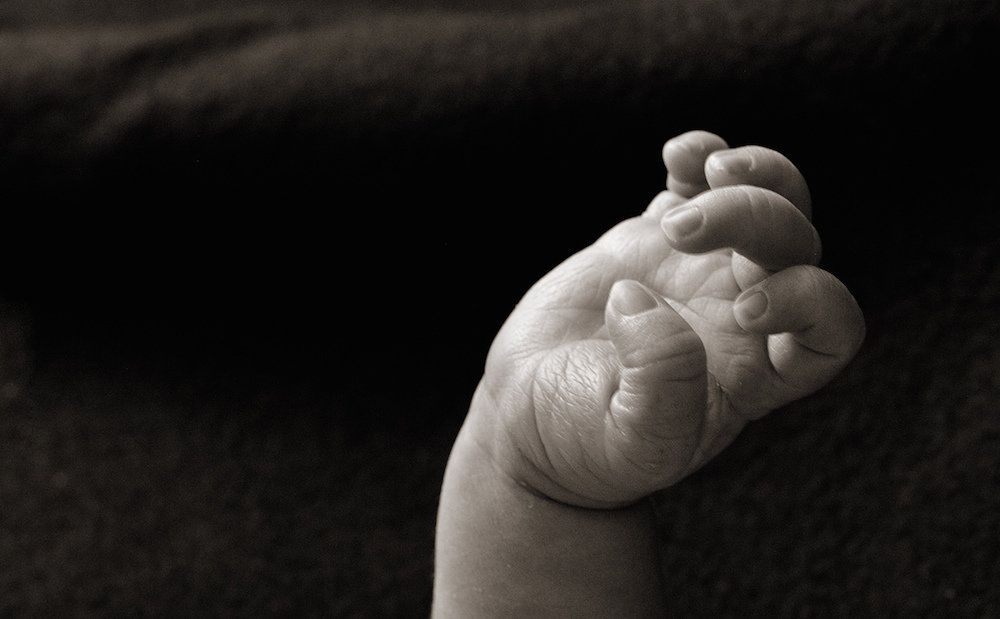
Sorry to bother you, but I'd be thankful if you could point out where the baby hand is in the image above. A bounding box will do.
[464,131,865,509]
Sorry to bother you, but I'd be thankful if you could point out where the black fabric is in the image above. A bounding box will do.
[2,0,999,615]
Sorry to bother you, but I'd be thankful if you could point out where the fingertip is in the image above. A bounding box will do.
[660,205,705,245]
[731,252,770,291]
[705,148,754,178]
[606,280,704,372]
[662,130,729,185]
[704,145,813,219]
[739,266,866,358]
[609,279,660,316]
[733,289,769,329]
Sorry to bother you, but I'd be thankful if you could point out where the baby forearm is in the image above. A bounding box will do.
[432,423,667,617]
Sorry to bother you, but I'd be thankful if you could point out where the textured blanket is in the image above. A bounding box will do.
[2,0,999,615]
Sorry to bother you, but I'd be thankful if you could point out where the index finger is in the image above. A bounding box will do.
[660,185,822,271]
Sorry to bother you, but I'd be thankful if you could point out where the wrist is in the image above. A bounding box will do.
[463,380,639,510]
[433,417,667,617]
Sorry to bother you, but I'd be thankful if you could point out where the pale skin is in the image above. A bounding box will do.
[433,130,866,617]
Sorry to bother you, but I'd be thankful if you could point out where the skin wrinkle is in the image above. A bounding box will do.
[718,350,772,415]
[525,346,635,506]
[468,404,581,512]
[532,345,599,488]
[470,382,556,505]
[540,308,602,351]
[524,369,574,500]
[690,184,818,269]
[610,431,670,476]
[616,340,705,380]
[706,146,813,220]
[595,218,669,276]
[683,385,743,472]
[499,307,603,368]
[645,206,797,419]
[737,185,768,248]
[612,234,770,433]
[483,353,566,496]
[604,408,664,480]
[603,313,708,487]
[604,393,704,489]
[612,395,704,449]
[767,337,814,393]
[524,249,617,312]
[654,250,733,302]
[533,341,688,506]
[659,262,738,328]
[650,250,775,415]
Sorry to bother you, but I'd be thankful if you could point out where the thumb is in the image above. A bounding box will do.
[604,280,707,478]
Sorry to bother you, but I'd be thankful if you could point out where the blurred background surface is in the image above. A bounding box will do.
[2,0,999,615]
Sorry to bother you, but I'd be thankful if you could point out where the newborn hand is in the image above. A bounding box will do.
[466,131,865,509]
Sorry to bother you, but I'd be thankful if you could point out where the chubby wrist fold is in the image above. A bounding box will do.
[462,381,649,511]
[434,417,667,617]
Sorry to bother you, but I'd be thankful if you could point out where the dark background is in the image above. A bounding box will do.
[2,0,999,615]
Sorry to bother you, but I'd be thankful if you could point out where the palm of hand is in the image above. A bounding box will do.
[482,214,767,507]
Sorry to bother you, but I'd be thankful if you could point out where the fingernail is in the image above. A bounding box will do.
[663,136,698,157]
[735,291,768,320]
[661,206,704,241]
[708,150,753,176]
[613,281,659,315]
